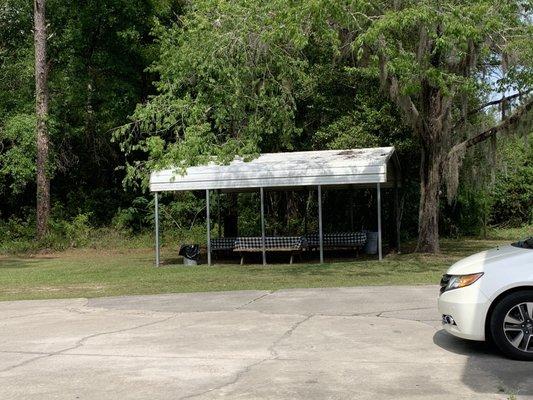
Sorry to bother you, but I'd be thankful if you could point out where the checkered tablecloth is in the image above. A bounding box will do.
[210,233,366,252]
[210,237,237,251]
[234,236,307,251]
[305,232,367,248]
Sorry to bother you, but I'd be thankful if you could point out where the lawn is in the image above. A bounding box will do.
[0,236,519,301]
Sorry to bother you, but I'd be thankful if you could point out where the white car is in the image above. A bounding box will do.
[438,237,533,360]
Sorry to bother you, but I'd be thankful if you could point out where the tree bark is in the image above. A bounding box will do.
[223,192,238,237]
[414,85,450,253]
[416,142,442,253]
[34,0,50,239]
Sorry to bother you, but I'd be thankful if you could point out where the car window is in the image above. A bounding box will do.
[512,237,533,249]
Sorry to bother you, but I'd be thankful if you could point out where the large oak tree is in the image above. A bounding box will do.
[356,0,532,252]
[116,0,532,249]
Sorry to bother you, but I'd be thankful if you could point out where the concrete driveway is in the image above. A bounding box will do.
[1,286,532,399]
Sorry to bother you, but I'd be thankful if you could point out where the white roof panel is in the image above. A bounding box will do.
[150,147,396,192]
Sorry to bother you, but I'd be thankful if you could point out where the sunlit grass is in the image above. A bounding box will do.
[1,235,524,301]
[485,225,532,240]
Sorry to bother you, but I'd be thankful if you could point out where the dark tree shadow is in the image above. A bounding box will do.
[0,257,43,269]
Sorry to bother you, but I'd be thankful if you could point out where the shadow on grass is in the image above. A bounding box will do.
[440,238,509,255]
[239,261,394,279]
[0,258,41,269]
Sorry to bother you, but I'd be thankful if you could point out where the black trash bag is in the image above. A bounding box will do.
[179,244,200,260]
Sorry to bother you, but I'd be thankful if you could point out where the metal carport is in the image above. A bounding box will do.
[150,146,400,266]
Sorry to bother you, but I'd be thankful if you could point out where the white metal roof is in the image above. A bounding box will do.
[150,146,397,192]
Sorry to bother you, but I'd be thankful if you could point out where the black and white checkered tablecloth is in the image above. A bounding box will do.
[305,232,367,247]
[211,232,366,251]
[210,237,237,251]
[234,236,307,250]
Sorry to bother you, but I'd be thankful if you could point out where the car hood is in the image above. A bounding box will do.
[447,244,527,275]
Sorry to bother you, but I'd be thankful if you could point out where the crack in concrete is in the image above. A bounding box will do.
[0,349,267,361]
[372,306,440,330]
[0,314,176,374]
[79,297,437,320]
[235,291,275,310]
[65,299,91,315]
[0,296,442,394]
[268,315,313,358]
[373,306,435,318]
[178,314,313,400]
[0,349,474,365]
[0,311,52,322]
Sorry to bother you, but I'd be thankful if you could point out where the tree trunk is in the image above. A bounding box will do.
[34,0,50,239]
[416,142,442,253]
[223,192,238,237]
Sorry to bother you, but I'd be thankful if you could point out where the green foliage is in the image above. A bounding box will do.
[62,213,93,247]
[441,187,493,237]
[112,197,153,233]
[0,114,36,193]
[115,0,362,188]
[1,0,182,222]
[486,224,533,241]
[0,0,531,253]
[0,210,158,253]
[357,1,532,98]
[490,134,533,227]
[441,132,532,236]
[0,1,37,196]
[312,81,412,151]
[0,215,34,241]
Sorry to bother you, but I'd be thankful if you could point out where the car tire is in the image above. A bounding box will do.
[490,290,533,361]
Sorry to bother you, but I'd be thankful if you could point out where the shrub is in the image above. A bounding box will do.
[63,213,92,247]
[490,135,533,227]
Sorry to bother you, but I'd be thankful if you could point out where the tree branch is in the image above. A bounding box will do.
[452,90,531,130]
[448,97,533,156]
[377,37,425,135]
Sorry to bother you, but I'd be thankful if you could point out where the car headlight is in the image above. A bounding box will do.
[441,272,484,293]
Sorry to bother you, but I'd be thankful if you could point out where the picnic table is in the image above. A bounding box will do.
[233,236,307,264]
[210,232,367,264]
[305,232,367,249]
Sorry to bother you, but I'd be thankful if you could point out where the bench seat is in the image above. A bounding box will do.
[233,236,307,264]
[210,237,237,251]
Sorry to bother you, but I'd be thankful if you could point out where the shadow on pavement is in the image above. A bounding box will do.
[433,329,533,397]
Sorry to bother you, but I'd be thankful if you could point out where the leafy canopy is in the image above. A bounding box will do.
[115,0,359,188]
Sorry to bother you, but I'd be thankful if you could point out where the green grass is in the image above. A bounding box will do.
[0,236,518,301]
[486,225,533,240]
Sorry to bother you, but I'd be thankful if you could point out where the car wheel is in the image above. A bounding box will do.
[490,290,533,361]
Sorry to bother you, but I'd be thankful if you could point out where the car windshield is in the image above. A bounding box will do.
[511,237,533,249]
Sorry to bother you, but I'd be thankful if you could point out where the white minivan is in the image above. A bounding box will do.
[438,237,533,360]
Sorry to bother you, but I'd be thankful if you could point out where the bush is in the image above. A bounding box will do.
[441,133,532,237]
[0,215,34,240]
[0,212,93,252]
[63,213,92,247]
[490,135,533,227]
[112,196,159,233]
[441,188,492,238]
